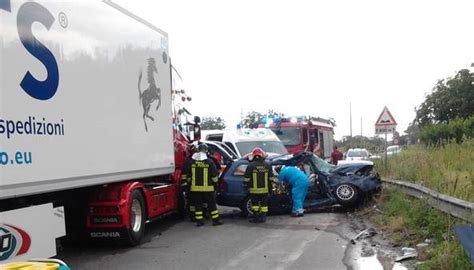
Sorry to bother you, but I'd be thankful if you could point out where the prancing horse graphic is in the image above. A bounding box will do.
[138,57,161,132]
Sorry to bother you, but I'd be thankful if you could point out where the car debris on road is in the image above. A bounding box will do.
[395,247,418,262]
[351,227,378,244]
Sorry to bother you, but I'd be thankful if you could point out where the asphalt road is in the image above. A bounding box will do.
[59,207,357,270]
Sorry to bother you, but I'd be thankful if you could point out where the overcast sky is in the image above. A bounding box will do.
[117,0,474,140]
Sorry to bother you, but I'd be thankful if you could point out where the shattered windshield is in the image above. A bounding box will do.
[310,154,335,173]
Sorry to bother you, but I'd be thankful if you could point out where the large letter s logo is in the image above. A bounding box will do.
[17,2,59,100]
[0,0,11,12]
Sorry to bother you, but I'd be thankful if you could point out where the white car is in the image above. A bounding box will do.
[387,145,401,156]
[338,148,374,165]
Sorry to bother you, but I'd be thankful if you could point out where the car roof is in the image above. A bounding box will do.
[202,140,242,159]
[347,148,368,152]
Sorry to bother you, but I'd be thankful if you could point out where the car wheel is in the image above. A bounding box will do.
[240,196,254,217]
[334,184,359,208]
[126,189,146,246]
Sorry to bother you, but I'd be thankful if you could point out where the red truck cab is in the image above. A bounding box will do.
[86,128,191,245]
[260,117,334,160]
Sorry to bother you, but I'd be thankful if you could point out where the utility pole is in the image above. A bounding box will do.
[349,103,352,138]
[360,116,363,146]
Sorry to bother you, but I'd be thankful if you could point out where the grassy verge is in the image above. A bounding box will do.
[375,139,474,201]
[371,188,471,269]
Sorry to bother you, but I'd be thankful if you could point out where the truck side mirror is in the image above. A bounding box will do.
[193,125,201,141]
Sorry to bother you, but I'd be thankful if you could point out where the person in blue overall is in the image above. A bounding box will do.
[276,166,309,217]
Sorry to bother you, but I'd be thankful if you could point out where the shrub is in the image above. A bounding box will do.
[419,116,474,145]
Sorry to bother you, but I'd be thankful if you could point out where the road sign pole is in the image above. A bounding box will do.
[375,106,397,170]
[384,128,388,169]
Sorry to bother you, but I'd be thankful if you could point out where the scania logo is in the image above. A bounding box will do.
[0,224,31,262]
[90,232,121,238]
[92,216,121,224]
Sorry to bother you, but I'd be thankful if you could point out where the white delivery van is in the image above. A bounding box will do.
[202,128,288,158]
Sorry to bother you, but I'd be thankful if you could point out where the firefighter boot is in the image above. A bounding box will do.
[195,211,204,226]
[212,219,224,226]
[248,213,257,223]
[259,213,267,223]
[196,220,204,227]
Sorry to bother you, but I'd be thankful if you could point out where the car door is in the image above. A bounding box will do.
[306,157,332,197]
[221,161,248,201]
[297,158,323,197]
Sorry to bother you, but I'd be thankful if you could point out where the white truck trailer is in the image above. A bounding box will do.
[1,0,187,263]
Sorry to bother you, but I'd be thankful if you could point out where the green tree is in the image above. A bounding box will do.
[201,116,226,130]
[414,69,474,127]
[404,122,420,144]
[241,111,264,128]
[418,116,474,145]
[267,109,285,119]
[241,110,285,128]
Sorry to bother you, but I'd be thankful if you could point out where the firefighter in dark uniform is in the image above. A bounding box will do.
[182,142,198,222]
[202,149,222,219]
[182,143,223,226]
[243,147,273,223]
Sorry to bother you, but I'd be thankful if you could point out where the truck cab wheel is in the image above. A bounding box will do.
[126,190,146,246]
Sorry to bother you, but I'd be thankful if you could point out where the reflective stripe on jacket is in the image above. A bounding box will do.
[244,160,273,194]
[182,158,219,192]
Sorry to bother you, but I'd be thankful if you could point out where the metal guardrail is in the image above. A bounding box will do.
[382,179,474,223]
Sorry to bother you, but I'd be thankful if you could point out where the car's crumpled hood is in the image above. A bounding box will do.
[330,162,374,176]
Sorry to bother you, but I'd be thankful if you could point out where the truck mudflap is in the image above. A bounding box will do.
[0,204,65,263]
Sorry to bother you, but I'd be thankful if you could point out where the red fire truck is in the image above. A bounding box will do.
[260,117,334,159]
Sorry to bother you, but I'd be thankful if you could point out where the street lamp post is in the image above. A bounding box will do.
[470,63,474,85]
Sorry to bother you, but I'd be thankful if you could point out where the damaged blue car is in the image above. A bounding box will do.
[216,152,381,215]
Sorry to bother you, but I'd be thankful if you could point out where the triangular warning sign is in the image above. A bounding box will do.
[375,106,397,126]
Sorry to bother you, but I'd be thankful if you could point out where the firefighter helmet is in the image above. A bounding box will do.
[251,147,266,158]
[198,142,208,153]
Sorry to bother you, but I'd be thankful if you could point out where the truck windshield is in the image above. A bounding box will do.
[310,154,335,173]
[271,127,301,147]
[236,141,289,156]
